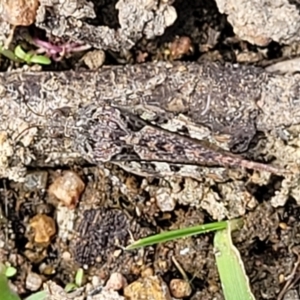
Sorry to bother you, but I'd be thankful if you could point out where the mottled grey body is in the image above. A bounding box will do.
[0,61,298,180]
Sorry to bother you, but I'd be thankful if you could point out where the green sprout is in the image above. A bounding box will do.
[0,44,51,65]
[14,45,51,65]
[64,268,84,293]
[5,266,17,278]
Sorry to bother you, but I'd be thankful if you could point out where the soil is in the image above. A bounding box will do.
[0,0,300,299]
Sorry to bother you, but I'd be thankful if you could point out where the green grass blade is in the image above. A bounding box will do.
[214,220,255,300]
[126,220,229,250]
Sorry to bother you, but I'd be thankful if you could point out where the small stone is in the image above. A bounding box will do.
[61,251,71,261]
[163,5,177,28]
[279,273,285,284]
[25,271,43,291]
[169,278,192,298]
[283,289,299,300]
[48,171,85,209]
[105,272,127,291]
[113,249,122,258]
[155,187,176,212]
[1,0,39,26]
[23,171,48,191]
[91,275,101,288]
[124,276,171,300]
[85,282,93,294]
[29,214,56,245]
[82,50,105,70]
[56,205,76,241]
[90,289,125,300]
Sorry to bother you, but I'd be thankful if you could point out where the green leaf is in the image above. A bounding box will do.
[14,45,28,61]
[126,220,229,250]
[214,219,255,300]
[14,45,51,65]
[0,264,21,300]
[5,267,17,278]
[24,291,47,300]
[29,55,51,65]
[75,268,84,287]
[64,283,77,293]
[64,268,85,292]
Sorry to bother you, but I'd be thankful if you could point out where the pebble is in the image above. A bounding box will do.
[169,278,192,298]
[1,0,39,26]
[29,214,56,245]
[25,271,43,291]
[23,171,48,191]
[55,205,76,241]
[283,289,299,300]
[91,275,101,288]
[88,289,125,300]
[105,272,127,291]
[124,275,172,300]
[82,49,105,70]
[155,187,176,212]
[61,251,71,261]
[48,171,85,209]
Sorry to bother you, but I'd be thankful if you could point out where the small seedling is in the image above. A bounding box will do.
[14,45,51,65]
[64,268,84,293]
[0,44,51,65]
[5,266,17,278]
